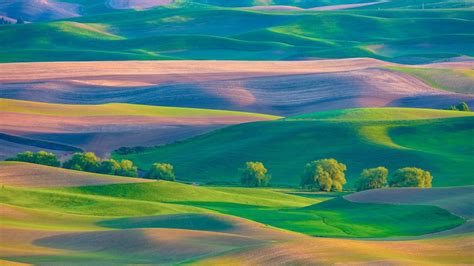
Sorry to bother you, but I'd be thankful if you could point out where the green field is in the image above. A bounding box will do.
[116,108,474,187]
[0,5,472,62]
[0,161,471,264]
[0,164,465,238]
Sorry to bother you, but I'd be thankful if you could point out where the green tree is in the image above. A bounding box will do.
[6,151,34,163]
[239,161,271,187]
[301,158,347,192]
[389,167,433,188]
[99,159,121,175]
[117,159,138,177]
[34,151,61,167]
[63,152,100,172]
[6,151,60,167]
[457,102,470,112]
[355,167,388,191]
[145,163,175,181]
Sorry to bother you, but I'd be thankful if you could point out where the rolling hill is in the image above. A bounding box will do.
[1,60,473,116]
[0,98,279,158]
[116,108,474,187]
[1,0,473,265]
[0,163,471,264]
[0,5,472,62]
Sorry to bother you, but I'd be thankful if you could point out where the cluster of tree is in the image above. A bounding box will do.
[7,151,138,177]
[6,151,60,167]
[239,158,433,191]
[448,102,470,112]
[355,166,432,191]
[6,150,183,182]
[63,152,138,177]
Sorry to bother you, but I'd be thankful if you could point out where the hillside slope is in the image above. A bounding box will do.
[0,7,472,62]
[0,164,471,264]
[116,108,474,187]
[0,99,279,158]
[1,60,473,116]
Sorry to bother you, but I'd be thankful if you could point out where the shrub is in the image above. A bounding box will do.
[239,161,271,187]
[6,150,60,167]
[355,167,388,191]
[145,163,176,181]
[389,167,433,188]
[301,158,347,192]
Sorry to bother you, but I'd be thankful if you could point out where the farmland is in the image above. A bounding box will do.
[0,0,473,264]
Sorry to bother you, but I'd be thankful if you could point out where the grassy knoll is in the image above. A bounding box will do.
[116,108,474,187]
[0,7,472,62]
[181,197,463,237]
[1,178,461,238]
[0,98,280,119]
[0,186,207,217]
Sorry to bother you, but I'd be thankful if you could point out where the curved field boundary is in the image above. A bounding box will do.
[0,132,82,152]
[345,186,474,219]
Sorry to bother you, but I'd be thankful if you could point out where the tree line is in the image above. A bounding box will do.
[5,151,176,181]
[6,151,433,191]
[239,158,433,191]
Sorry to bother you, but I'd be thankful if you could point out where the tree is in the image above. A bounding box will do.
[16,18,25,24]
[34,151,61,167]
[355,167,388,191]
[99,159,121,175]
[457,102,470,112]
[6,151,34,163]
[63,152,100,172]
[301,158,347,192]
[117,160,138,177]
[389,167,433,188]
[239,161,270,187]
[449,102,471,112]
[6,150,60,167]
[145,163,175,181]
